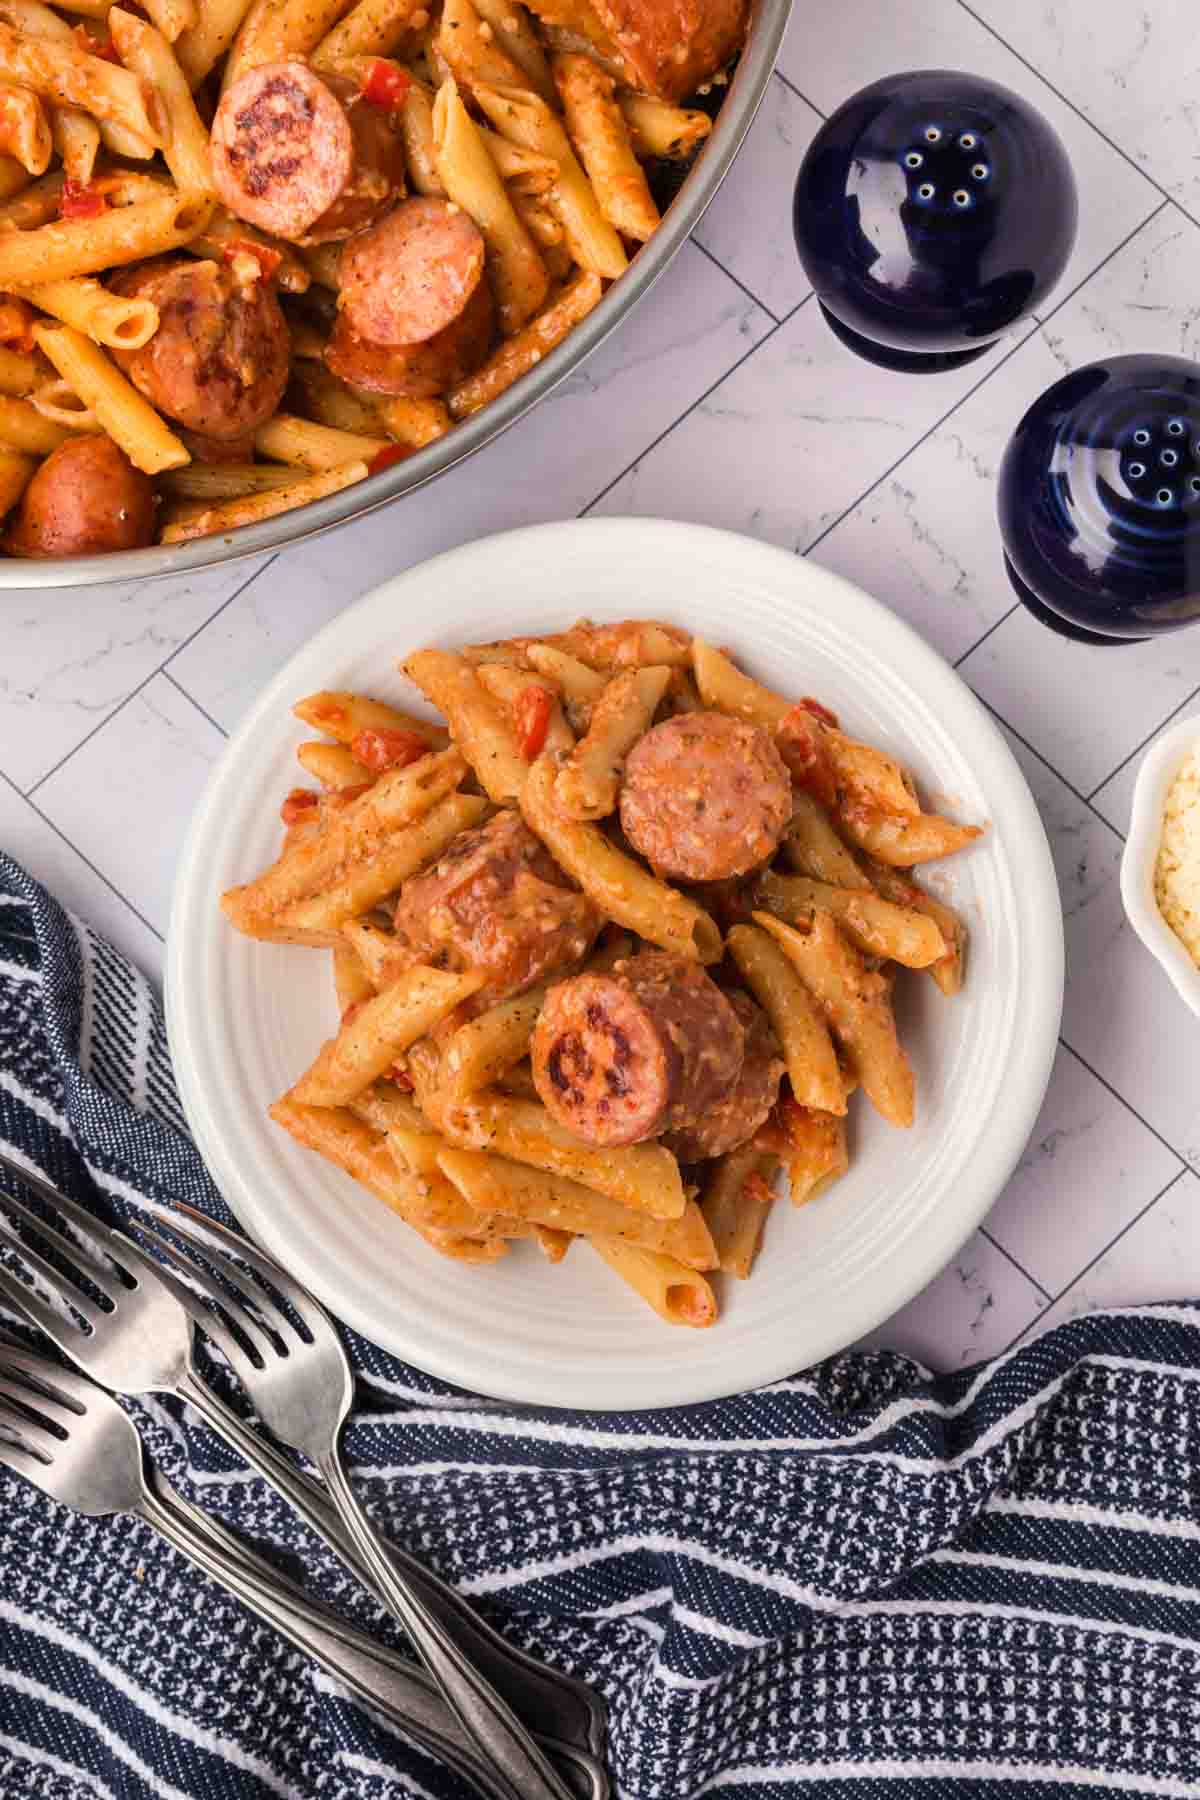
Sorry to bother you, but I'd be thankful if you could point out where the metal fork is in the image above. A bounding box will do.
[0,1149,603,1800]
[0,1338,596,1800]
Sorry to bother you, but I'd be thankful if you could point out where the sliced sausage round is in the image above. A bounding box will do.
[4,435,154,558]
[531,951,745,1147]
[664,990,784,1162]
[393,808,601,1003]
[619,710,793,882]
[110,257,289,441]
[211,62,403,244]
[338,197,486,348]
[324,276,494,397]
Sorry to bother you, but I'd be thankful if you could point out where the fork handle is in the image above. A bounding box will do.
[142,1475,603,1800]
[318,1443,576,1800]
[174,1367,605,1768]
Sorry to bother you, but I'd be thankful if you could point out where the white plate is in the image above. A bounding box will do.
[166,518,1063,1410]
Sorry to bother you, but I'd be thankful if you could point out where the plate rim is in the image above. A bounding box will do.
[166,516,1065,1409]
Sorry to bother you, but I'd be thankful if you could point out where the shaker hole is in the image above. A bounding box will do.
[958,132,977,148]
[905,151,923,168]
[1128,462,1146,478]
[1190,477,1200,494]
[1157,488,1174,505]
[1167,418,1186,435]
[1133,429,1151,445]
[918,182,935,200]
[971,163,988,179]
[1161,449,1179,467]
[952,190,971,207]
[924,126,942,142]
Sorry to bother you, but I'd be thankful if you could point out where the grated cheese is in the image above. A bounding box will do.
[1154,744,1200,966]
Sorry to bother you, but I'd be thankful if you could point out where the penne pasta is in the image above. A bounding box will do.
[754,870,948,969]
[0,80,51,174]
[298,739,374,790]
[401,647,528,804]
[223,745,466,923]
[292,963,486,1105]
[31,319,187,472]
[0,21,164,142]
[17,274,157,348]
[377,392,451,448]
[441,986,548,1100]
[0,442,34,512]
[727,923,846,1116]
[159,462,304,500]
[700,1142,779,1279]
[139,0,197,41]
[160,462,370,541]
[553,52,658,241]
[753,909,915,1129]
[834,803,984,867]
[432,74,547,333]
[474,660,573,752]
[186,206,312,292]
[290,360,383,436]
[276,792,487,931]
[589,1237,716,1328]
[314,0,426,64]
[294,688,450,751]
[223,0,355,87]
[782,790,867,889]
[862,856,967,997]
[341,918,412,988]
[437,0,527,96]
[0,187,212,287]
[552,663,669,819]
[473,79,626,278]
[618,90,711,161]
[399,78,445,195]
[332,937,375,1013]
[471,0,553,100]
[0,387,69,451]
[0,345,40,394]
[447,267,602,418]
[29,371,100,426]
[521,752,722,962]
[255,412,390,471]
[108,6,215,197]
[175,0,255,85]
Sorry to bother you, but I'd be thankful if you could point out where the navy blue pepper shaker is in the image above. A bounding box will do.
[793,70,1077,372]
[997,354,1200,642]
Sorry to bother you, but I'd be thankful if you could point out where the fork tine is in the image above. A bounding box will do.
[0,1433,52,1475]
[123,1214,291,1355]
[0,1375,69,1457]
[160,1201,330,1341]
[0,1349,86,1419]
[0,1183,126,1306]
[0,1258,87,1351]
[111,1222,270,1384]
[0,1211,104,1326]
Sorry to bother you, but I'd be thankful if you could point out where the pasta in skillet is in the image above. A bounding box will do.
[222,620,985,1327]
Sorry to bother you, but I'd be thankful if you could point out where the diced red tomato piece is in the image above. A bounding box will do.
[777,704,838,808]
[75,24,120,60]
[361,58,412,109]
[279,787,319,826]
[58,179,107,222]
[350,726,429,773]
[367,443,412,475]
[513,684,554,760]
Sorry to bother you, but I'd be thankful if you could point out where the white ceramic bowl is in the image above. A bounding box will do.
[1120,712,1200,1019]
[167,518,1064,1410]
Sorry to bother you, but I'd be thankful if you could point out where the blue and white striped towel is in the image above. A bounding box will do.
[1,849,1199,1800]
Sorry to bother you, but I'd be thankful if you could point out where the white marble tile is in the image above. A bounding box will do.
[773,0,1158,311]
[33,676,225,938]
[966,0,1200,219]
[1019,1170,1200,1341]
[856,1228,1047,1371]
[0,559,266,796]
[981,1042,1183,1296]
[0,776,161,979]
[996,721,1200,1173]
[591,293,1020,552]
[1092,692,1200,836]
[692,74,821,320]
[776,0,1160,308]
[169,243,770,734]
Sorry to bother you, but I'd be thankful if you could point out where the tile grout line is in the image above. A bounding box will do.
[953,602,1019,669]
[22,555,274,800]
[978,1225,1054,1301]
[1086,680,1200,804]
[803,197,1170,561]
[971,692,1127,845]
[954,0,1198,228]
[773,67,826,118]
[1058,1036,1193,1175]
[160,670,229,740]
[689,235,784,324]
[0,765,164,945]
[1002,1166,1193,1357]
[579,296,814,516]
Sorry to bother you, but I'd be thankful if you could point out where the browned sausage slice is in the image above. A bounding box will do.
[338,197,486,348]
[110,257,289,440]
[211,62,357,240]
[3,435,155,558]
[531,951,745,1147]
[664,990,784,1162]
[619,711,793,882]
[323,275,494,397]
[393,809,601,1003]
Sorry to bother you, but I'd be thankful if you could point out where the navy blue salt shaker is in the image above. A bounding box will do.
[997,354,1200,643]
[793,70,1077,372]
